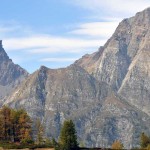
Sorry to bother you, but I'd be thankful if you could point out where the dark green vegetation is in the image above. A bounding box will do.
[55,120,79,150]
[0,106,150,150]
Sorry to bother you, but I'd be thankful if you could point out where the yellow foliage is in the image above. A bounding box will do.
[147,144,150,150]
[111,140,124,149]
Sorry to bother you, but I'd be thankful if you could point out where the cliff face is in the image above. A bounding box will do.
[76,8,150,116]
[0,40,28,101]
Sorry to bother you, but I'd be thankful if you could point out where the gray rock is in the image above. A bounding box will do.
[76,8,150,116]
[0,40,28,103]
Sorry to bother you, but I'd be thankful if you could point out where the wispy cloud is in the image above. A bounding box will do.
[3,0,148,72]
[67,0,150,17]
[2,19,119,55]
[69,22,119,38]
[0,23,34,41]
[3,35,106,54]
[40,57,78,62]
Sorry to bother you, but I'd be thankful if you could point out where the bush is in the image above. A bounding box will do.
[140,132,150,148]
[111,140,124,149]
[147,144,150,150]
[21,138,34,145]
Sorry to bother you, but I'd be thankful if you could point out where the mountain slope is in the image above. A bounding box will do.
[5,64,111,119]
[0,40,28,101]
[76,8,150,115]
[3,64,150,148]
[118,48,150,115]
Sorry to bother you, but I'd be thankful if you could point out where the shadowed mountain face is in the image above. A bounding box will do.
[0,40,28,101]
[1,8,150,149]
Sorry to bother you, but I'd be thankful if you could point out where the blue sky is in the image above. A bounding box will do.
[1,0,150,73]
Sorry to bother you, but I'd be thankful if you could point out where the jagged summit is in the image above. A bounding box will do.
[0,41,28,100]
[0,40,10,61]
[136,7,150,15]
[75,7,150,116]
[0,40,2,46]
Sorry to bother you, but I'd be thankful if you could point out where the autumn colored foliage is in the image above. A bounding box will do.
[0,106,32,144]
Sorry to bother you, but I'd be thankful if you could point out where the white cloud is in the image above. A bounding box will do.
[0,26,18,33]
[2,20,119,55]
[40,57,78,62]
[68,0,150,17]
[0,23,33,37]
[3,35,106,54]
[70,22,119,37]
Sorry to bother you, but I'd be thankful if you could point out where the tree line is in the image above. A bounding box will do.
[1,106,150,150]
[0,106,79,150]
[108,132,150,150]
[0,106,32,144]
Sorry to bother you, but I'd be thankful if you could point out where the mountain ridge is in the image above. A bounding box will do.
[76,7,150,116]
[0,40,29,102]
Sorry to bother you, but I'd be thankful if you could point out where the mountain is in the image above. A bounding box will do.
[76,8,150,116]
[2,65,110,142]
[3,64,150,148]
[2,8,150,149]
[0,40,28,102]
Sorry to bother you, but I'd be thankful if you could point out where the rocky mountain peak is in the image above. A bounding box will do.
[0,40,10,61]
[0,41,28,100]
[39,65,49,71]
[0,40,2,47]
[75,8,150,117]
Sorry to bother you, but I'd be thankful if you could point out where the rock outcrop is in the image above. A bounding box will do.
[0,40,28,102]
[76,8,150,116]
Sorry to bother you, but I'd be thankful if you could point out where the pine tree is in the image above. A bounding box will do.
[0,107,33,144]
[0,106,13,141]
[35,119,44,145]
[52,138,60,150]
[111,140,124,149]
[11,109,26,142]
[140,132,150,148]
[59,120,79,150]
[18,110,32,143]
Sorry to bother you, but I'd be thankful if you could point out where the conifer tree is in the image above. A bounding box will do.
[0,106,12,141]
[35,119,44,145]
[18,110,32,143]
[0,107,32,144]
[59,120,79,150]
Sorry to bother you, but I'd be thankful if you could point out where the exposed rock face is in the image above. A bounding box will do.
[75,46,104,75]
[117,9,150,115]
[5,64,111,120]
[0,40,28,101]
[76,8,150,116]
